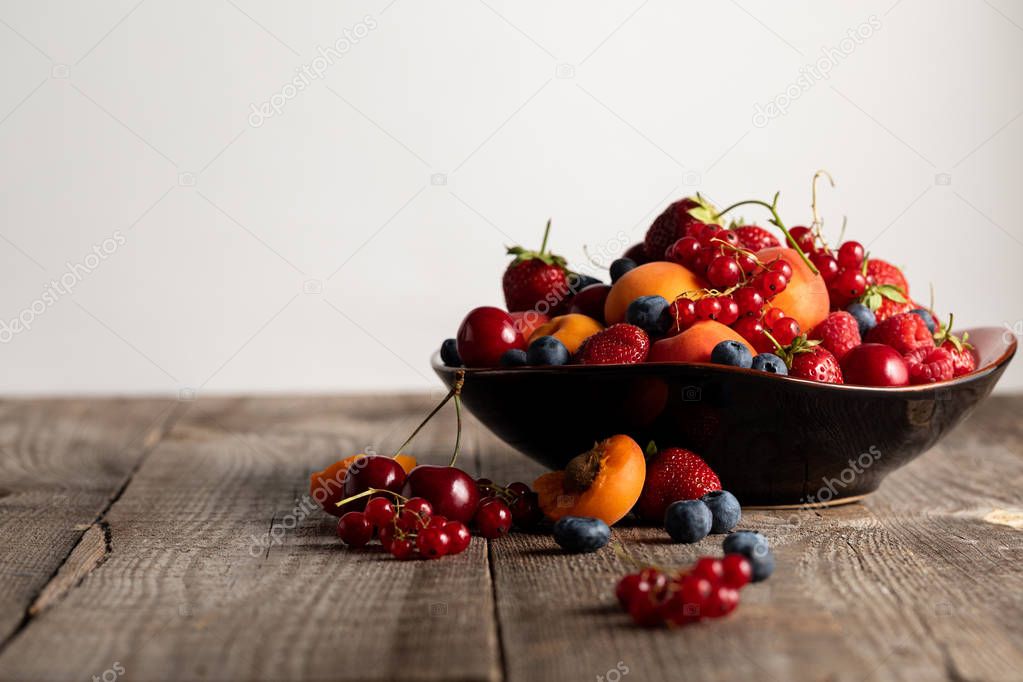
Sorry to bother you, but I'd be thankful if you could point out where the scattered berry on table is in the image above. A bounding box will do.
[723,531,774,582]
[610,257,638,283]
[625,295,672,335]
[720,554,752,589]
[710,340,753,369]
[664,499,713,543]
[638,447,721,522]
[337,511,374,548]
[576,324,651,365]
[440,338,462,367]
[416,525,451,559]
[475,499,513,539]
[751,353,788,375]
[700,490,741,534]
[552,516,611,553]
[526,335,570,366]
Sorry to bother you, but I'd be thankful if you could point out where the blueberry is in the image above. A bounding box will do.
[441,338,462,367]
[610,258,637,283]
[500,349,527,366]
[846,303,876,337]
[723,530,774,582]
[625,295,671,335]
[701,490,741,533]
[751,353,788,375]
[552,516,611,553]
[910,308,937,333]
[568,273,602,292]
[526,335,570,366]
[710,341,753,369]
[663,499,712,543]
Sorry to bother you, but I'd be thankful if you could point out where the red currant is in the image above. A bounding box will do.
[510,491,543,528]
[771,316,801,346]
[704,586,740,618]
[698,224,722,245]
[706,256,741,288]
[364,497,395,528]
[337,511,374,548]
[444,521,471,554]
[716,296,740,326]
[389,536,415,560]
[396,509,426,531]
[767,259,793,280]
[426,515,449,529]
[721,554,752,589]
[755,271,788,298]
[736,252,759,277]
[628,593,666,627]
[666,236,701,265]
[670,298,698,329]
[691,557,725,585]
[837,241,865,269]
[616,569,667,608]
[506,481,531,498]
[378,523,396,550]
[831,268,867,304]
[475,499,512,539]
[788,226,816,252]
[417,526,451,559]
[678,573,714,619]
[404,497,433,518]
[762,307,785,327]
[810,252,840,283]
[715,230,740,248]
[732,317,765,347]
[734,287,764,317]
[695,297,723,321]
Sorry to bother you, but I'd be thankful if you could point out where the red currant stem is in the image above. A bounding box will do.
[393,371,465,459]
[715,197,820,276]
[334,487,408,508]
[539,219,552,256]
[810,169,834,234]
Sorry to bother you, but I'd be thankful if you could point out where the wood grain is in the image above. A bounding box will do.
[0,398,180,650]
[0,395,499,682]
[0,394,1019,681]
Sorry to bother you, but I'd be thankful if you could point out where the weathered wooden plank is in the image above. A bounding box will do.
[480,395,1023,682]
[0,398,180,649]
[0,395,499,682]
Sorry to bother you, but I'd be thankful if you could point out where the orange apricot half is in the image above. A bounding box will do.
[533,435,646,525]
[528,314,603,354]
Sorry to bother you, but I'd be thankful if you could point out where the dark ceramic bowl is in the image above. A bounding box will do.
[433,327,1016,506]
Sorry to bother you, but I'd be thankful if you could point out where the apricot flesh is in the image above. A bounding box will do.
[604,262,706,325]
[648,320,754,364]
[756,247,830,332]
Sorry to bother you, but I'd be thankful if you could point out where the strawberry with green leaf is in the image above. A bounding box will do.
[934,315,977,377]
[502,220,570,313]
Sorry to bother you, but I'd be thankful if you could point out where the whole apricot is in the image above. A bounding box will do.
[604,262,706,325]
[648,320,754,364]
[533,435,646,525]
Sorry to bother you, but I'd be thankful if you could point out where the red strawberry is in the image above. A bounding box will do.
[502,220,569,313]
[731,225,780,252]
[789,345,844,384]
[905,346,955,384]
[934,318,977,377]
[867,312,935,355]
[637,447,720,522]
[866,259,909,296]
[644,196,717,260]
[576,324,650,365]
[809,311,861,361]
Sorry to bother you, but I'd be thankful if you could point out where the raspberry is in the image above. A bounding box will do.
[905,346,955,385]
[867,312,936,355]
[730,225,779,252]
[809,311,861,361]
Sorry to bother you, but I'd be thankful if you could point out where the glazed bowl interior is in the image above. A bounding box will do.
[433,327,1016,506]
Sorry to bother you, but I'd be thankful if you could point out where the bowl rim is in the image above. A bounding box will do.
[432,326,1017,393]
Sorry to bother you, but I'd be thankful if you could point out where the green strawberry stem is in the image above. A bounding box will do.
[715,194,820,276]
[539,219,552,255]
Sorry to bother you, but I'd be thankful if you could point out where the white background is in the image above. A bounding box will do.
[0,0,1021,396]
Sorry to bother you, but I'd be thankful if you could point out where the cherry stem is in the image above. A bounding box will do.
[449,392,463,468]
[715,195,820,276]
[810,170,835,251]
[539,219,552,255]
[334,487,408,508]
[393,370,465,460]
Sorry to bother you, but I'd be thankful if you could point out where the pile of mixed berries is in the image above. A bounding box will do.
[617,531,774,627]
[440,180,978,387]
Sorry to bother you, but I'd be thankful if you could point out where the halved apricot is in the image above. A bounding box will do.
[533,435,646,525]
[528,314,603,354]
[309,454,362,516]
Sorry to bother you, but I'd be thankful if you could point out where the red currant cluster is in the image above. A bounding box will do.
[615,554,753,627]
[337,495,472,560]
[476,478,544,534]
[664,223,801,351]
[791,227,868,308]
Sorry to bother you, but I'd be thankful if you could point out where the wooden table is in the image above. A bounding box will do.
[0,395,1020,682]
